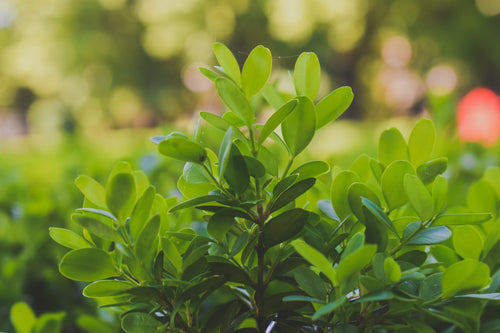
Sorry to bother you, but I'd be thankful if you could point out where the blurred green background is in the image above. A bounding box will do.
[1,0,499,331]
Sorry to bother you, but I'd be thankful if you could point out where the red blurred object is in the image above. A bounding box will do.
[457,87,500,146]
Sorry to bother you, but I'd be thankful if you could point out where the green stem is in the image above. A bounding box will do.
[201,163,235,199]
[282,157,294,178]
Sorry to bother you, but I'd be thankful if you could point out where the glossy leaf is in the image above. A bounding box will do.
[207,209,236,241]
[433,213,492,226]
[378,128,408,167]
[408,118,435,166]
[218,127,234,178]
[452,225,483,260]
[161,237,182,273]
[59,248,118,281]
[419,273,442,301]
[258,99,297,145]
[404,174,434,221]
[273,174,298,196]
[331,170,359,221]
[83,280,135,298]
[281,95,316,157]
[430,245,460,267]
[293,266,328,300]
[441,259,491,298]
[293,52,321,100]
[134,215,160,267]
[243,156,266,178]
[362,197,399,240]
[158,136,207,164]
[216,77,254,126]
[230,230,250,258]
[199,67,219,81]
[121,312,162,333]
[316,86,354,129]
[75,175,106,208]
[213,42,241,85]
[347,182,380,221]
[71,212,121,243]
[223,144,249,193]
[311,296,347,321]
[241,45,272,98]
[405,224,451,245]
[384,257,401,283]
[169,195,226,213]
[183,163,212,184]
[291,160,330,181]
[49,227,92,250]
[433,175,448,215]
[417,157,448,184]
[292,239,337,286]
[263,208,309,248]
[10,302,36,333]
[381,160,415,210]
[336,244,377,286]
[106,172,136,222]
[269,178,316,213]
[129,186,155,239]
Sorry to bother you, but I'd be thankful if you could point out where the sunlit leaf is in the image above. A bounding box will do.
[294,52,321,101]
[433,213,492,226]
[291,160,330,181]
[59,248,118,281]
[381,160,415,210]
[452,225,483,260]
[441,259,491,298]
[216,77,254,126]
[241,45,272,98]
[408,118,435,166]
[292,239,337,286]
[417,157,448,184]
[75,175,106,208]
[83,280,135,298]
[213,42,241,85]
[258,99,297,145]
[158,136,207,164]
[49,227,92,250]
[316,86,354,129]
[121,312,163,333]
[378,128,408,167]
[404,174,434,221]
[10,302,36,333]
[281,96,316,157]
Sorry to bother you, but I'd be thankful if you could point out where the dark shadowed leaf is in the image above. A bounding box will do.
[263,208,309,248]
[269,178,316,213]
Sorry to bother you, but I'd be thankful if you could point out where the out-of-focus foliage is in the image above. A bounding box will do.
[0,0,499,138]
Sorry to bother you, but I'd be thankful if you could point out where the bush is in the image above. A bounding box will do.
[47,44,500,333]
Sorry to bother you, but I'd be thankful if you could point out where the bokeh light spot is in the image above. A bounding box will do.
[425,65,458,95]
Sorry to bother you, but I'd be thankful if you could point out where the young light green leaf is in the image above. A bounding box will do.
[291,160,330,181]
[430,245,460,267]
[433,175,448,215]
[33,312,65,333]
[263,208,309,248]
[441,259,491,298]
[269,178,316,213]
[199,67,219,81]
[75,175,106,208]
[331,170,359,221]
[417,157,448,184]
[433,213,492,226]
[215,77,254,126]
[336,244,377,286]
[59,248,118,281]
[404,174,434,221]
[169,194,226,213]
[183,163,212,184]
[121,312,163,333]
[218,127,234,179]
[71,212,121,243]
[294,52,321,101]
[282,96,316,157]
[311,296,347,321]
[378,128,408,167]
[347,182,380,221]
[161,237,182,273]
[49,227,92,250]
[291,239,337,286]
[158,136,207,164]
[384,257,401,283]
[258,99,297,145]
[452,225,483,260]
[10,302,36,333]
[316,86,354,129]
[83,280,135,298]
[381,160,416,210]
[207,209,236,242]
[261,82,287,110]
[213,42,241,85]
[241,45,272,98]
[105,172,136,223]
[408,118,436,166]
[467,179,497,220]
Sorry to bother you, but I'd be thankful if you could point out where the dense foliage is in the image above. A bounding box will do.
[37,44,500,333]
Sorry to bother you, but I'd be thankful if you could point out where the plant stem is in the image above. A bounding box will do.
[282,157,294,178]
[201,163,235,199]
[254,211,267,332]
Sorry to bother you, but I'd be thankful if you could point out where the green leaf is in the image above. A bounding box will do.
[484,167,500,200]
[106,172,136,223]
[83,280,135,298]
[72,212,121,243]
[378,128,408,167]
[293,266,328,300]
[183,163,212,184]
[213,42,241,85]
[208,260,252,285]
[77,315,115,333]
[467,179,497,220]
[293,52,321,101]
[230,230,250,258]
[49,227,92,250]
[169,195,227,213]
[347,182,380,221]
[433,175,448,215]
[362,197,400,240]
[408,118,435,166]
[199,67,219,81]
[59,248,118,281]
[10,302,36,333]
[134,215,160,267]
[216,77,254,126]
[241,45,272,98]
[292,239,337,286]
[33,312,65,333]
[218,127,234,178]
[199,112,247,142]
[273,174,298,196]
[282,295,325,304]
[341,233,365,260]
[243,156,266,178]
[316,86,354,129]
[311,296,347,321]
[121,312,163,333]
[331,170,359,221]
[419,273,442,301]
[336,244,377,286]
[360,275,385,293]
[223,144,249,193]
[281,96,316,157]
[207,209,236,241]
[381,160,416,210]
[430,245,460,267]
[263,208,309,248]
[433,213,492,226]
[404,174,434,221]
[269,178,316,213]
[75,175,106,208]
[158,136,207,164]
[161,237,182,273]
[258,99,297,145]
[441,259,491,298]
[405,224,451,245]
[129,186,155,239]
[290,160,330,181]
[452,225,483,260]
[455,293,500,300]
[384,257,401,283]
[261,82,287,110]
[417,157,448,184]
